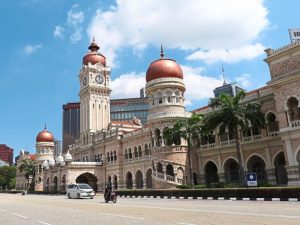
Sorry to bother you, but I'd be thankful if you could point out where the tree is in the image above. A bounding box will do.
[19,159,36,191]
[163,114,203,188]
[203,91,265,186]
[0,166,16,190]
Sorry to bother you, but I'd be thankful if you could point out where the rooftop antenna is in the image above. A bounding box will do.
[222,64,227,85]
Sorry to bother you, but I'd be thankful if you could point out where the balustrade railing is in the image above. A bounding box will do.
[290,120,300,128]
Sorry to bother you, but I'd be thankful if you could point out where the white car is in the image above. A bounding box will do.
[66,183,95,199]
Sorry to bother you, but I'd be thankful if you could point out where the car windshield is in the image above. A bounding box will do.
[78,184,92,189]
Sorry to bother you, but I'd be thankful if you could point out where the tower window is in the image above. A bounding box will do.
[158,98,162,104]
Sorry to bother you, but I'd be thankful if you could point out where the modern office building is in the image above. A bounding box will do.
[110,97,149,125]
[54,139,62,157]
[62,103,80,153]
[0,144,13,165]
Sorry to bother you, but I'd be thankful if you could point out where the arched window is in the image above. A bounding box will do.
[287,97,300,121]
[266,112,279,132]
[138,145,142,158]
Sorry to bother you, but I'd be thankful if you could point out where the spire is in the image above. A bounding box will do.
[88,37,100,52]
[222,64,227,85]
[160,44,164,58]
[44,123,47,130]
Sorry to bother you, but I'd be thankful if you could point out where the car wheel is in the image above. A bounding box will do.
[77,193,80,199]
[67,193,71,199]
[90,197,94,199]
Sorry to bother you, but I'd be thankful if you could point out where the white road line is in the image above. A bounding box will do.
[117,204,300,220]
[11,212,28,219]
[38,220,52,225]
[98,212,144,220]
[178,223,195,225]
[61,208,84,212]
[0,209,7,212]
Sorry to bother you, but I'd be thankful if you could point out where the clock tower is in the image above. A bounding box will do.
[79,39,111,142]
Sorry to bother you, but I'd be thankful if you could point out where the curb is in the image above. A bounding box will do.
[118,195,300,202]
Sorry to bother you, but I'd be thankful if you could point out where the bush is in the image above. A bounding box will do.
[226,183,241,188]
[209,182,225,188]
[176,185,190,189]
[194,185,207,189]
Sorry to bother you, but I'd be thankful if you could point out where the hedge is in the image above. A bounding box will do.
[116,187,300,199]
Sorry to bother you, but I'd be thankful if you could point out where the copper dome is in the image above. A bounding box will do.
[146,46,183,82]
[82,39,106,66]
[36,129,54,143]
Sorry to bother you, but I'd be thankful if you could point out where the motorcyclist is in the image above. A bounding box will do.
[105,178,112,200]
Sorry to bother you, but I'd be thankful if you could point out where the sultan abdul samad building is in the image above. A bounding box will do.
[16,38,300,191]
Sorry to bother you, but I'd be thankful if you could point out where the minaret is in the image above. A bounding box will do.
[35,126,54,191]
[145,46,186,122]
[79,39,111,143]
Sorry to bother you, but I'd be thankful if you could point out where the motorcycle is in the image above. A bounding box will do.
[104,190,117,203]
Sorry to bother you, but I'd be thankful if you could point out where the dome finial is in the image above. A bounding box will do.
[160,44,164,58]
[44,123,47,130]
[93,36,95,43]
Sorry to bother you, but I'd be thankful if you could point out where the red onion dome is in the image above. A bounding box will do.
[146,46,183,82]
[36,127,54,143]
[82,38,106,66]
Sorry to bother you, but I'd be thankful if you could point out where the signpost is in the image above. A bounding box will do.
[246,173,257,187]
[289,28,300,43]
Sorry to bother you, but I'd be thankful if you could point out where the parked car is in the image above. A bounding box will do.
[66,183,95,199]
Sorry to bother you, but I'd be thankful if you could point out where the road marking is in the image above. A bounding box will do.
[11,212,28,219]
[0,209,7,212]
[61,208,84,212]
[38,220,52,225]
[98,212,144,220]
[178,223,195,225]
[117,204,300,220]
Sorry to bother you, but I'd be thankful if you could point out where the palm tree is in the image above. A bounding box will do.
[203,91,265,186]
[19,159,36,191]
[163,114,203,188]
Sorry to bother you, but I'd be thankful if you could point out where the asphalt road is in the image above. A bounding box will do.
[0,193,300,225]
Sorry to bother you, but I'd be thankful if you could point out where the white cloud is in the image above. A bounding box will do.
[235,74,253,89]
[110,72,145,99]
[67,4,84,27]
[70,28,82,44]
[181,65,223,105]
[186,43,266,64]
[23,44,42,55]
[87,0,268,66]
[53,26,64,39]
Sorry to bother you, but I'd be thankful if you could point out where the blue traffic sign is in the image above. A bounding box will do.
[245,173,257,186]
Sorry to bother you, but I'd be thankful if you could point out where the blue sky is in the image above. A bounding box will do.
[0,0,298,158]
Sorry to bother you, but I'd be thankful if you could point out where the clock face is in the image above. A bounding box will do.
[83,77,87,86]
[95,74,104,84]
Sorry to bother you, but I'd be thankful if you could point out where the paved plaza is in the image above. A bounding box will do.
[0,193,300,225]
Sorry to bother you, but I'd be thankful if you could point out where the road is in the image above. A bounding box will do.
[0,193,300,225]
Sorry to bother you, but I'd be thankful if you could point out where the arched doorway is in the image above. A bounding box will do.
[146,169,152,188]
[61,175,66,191]
[205,161,219,185]
[113,175,118,190]
[247,156,267,184]
[52,176,58,191]
[166,164,174,176]
[76,172,98,191]
[135,170,143,189]
[274,152,288,185]
[224,159,240,184]
[193,172,199,185]
[126,172,133,189]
